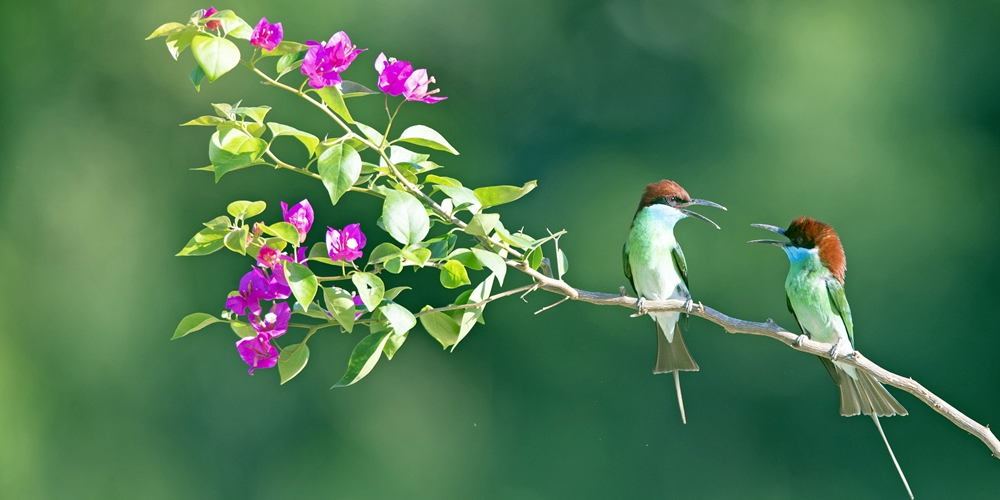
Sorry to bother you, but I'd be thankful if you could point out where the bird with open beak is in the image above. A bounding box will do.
[750,216,912,498]
[623,180,726,424]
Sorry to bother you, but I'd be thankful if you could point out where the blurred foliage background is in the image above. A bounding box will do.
[1,0,999,498]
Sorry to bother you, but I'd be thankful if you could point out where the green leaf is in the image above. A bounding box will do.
[557,248,569,278]
[419,309,461,348]
[278,344,310,384]
[323,287,357,333]
[367,242,402,266]
[203,215,231,230]
[383,330,408,360]
[172,313,221,339]
[165,28,197,60]
[226,200,251,218]
[340,81,379,97]
[333,331,391,388]
[384,258,403,274]
[465,213,500,236]
[191,35,241,82]
[315,86,354,124]
[474,181,538,209]
[396,125,459,154]
[181,115,225,126]
[231,321,256,338]
[267,122,319,157]
[401,247,432,267]
[224,226,248,255]
[355,122,384,148]
[177,227,227,256]
[472,248,507,286]
[209,129,265,182]
[451,276,495,349]
[284,261,318,311]
[276,52,303,75]
[380,302,416,336]
[206,10,253,39]
[352,272,384,312]
[244,201,266,219]
[317,143,362,205]
[147,22,185,39]
[421,233,457,260]
[387,145,429,166]
[425,174,462,187]
[266,222,301,246]
[449,249,483,270]
[440,260,471,289]
[527,247,544,270]
[292,302,329,319]
[262,41,309,56]
[438,185,481,214]
[384,286,411,301]
[230,105,271,125]
[189,66,206,91]
[382,191,430,246]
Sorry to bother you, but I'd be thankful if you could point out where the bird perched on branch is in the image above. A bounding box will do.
[623,180,726,424]
[750,216,912,498]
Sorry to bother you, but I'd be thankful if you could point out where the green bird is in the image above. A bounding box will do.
[750,216,912,498]
[623,180,726,423]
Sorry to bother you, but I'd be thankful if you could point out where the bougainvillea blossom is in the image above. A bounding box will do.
[225,268,272,316]
[301,31,364,89]
[374,53,446,104]
[326,223,366,262]
[236,334,279,375]
[281,199,314,243]
[202,7,221,30]
[251,302,291,338]
[250,18,283,51]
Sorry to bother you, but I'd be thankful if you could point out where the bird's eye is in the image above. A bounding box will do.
[796,236,804,245]
[667,196,676,204]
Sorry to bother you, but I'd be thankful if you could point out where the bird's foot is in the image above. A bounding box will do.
[619,286,628,297]
[829,338,845,360]
[792,334,808,347]
[683,299,694,314]
[630,297,647,317]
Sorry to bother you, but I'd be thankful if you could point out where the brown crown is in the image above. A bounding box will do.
[785,216,846,283]
[634,180,691,218]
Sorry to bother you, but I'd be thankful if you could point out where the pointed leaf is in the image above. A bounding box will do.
[172,313,222,339]
[557,248,569,278]
[315,86,354,124]
[224,226,248,255]
[465,213,500,236]
[177,228,226,256]
[352,272,384,312]
[189,66,206,91]
[355,122,384,148]
[380,302,416,336]
[317,143,361,205]
[147,22,185,39]
[267,122,319,156]
[230,105,271,125]
[419,309,461,348]
[181,115,225,126]
[284,262,318,311]
[396,125,458,154]
[191,34,241,82]
[440,260,471,289]
[438,185,481,214]
[278,344,310,384]
[165,29,197,60]
[474,181,537,209]
[323,287,357,333]
[381,191,430,246]
[472,248,507,286]
[333,331,391,387]
[262,41,308,56]
[266,222,301,246]
[384,287,411,301]
[209,129,265,182]
[367,242,402,266]
[231,321,256,338]
[340,81,379,97]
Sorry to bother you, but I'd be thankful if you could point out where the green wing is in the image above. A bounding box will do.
[786,293,807,336]
[622,242,635,293]
[671,244,689,290]
[825,278,855,346]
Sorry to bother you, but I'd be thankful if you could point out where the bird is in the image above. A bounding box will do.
[750,216,912,498]
[623,180,726,424]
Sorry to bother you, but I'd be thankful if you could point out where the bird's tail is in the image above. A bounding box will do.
[655,321,699,424]
[820,358,913,498]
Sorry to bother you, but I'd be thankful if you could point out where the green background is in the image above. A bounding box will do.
[2,0,999,498]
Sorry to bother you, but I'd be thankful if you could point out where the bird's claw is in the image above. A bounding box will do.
[630,297,647,317]
[829,338,845,360]
[619,286,627,297]
[683,299,694,314]
[792,334,807,347]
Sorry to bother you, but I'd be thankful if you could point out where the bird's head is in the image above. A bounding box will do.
[635,180,726,229]
[749,216,846,283]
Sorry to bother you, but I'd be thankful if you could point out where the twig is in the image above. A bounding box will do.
[412,284,536,318]
[514,271,1000,459]
[534,296,569,315]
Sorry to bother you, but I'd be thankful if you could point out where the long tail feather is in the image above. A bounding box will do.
[674,371,687,424]
[861,389,914,499]
[655,321,698,423]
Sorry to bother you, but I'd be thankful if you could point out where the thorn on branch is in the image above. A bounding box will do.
[534,296,569,315]
[520,284,540,302]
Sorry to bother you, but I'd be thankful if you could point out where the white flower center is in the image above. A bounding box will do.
[346,238,358,249]
[265,312,277,324]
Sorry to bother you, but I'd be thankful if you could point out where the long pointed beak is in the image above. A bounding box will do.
[748,223,788,246]
[677,198,726,230]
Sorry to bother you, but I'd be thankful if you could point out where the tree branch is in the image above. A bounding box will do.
[509,262,1000,459]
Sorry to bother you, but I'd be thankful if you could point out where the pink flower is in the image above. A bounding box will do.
[281,199,314,244]
[236,334,279,375]
[326,223,366,262]
[250,302,291,338]
[300,31,365,89]
[202,7,221,30]
[250,18,283,51]
[375,53,447,104]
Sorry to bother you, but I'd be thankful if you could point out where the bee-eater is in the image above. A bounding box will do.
[623,180,726,424]
[750,216,912,498]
